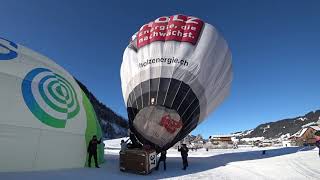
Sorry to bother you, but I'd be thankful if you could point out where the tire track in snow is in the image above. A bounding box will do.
[288,153,319,179]
[231,164,268,180]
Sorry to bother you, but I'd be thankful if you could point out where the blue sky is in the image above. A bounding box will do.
[1,0,320,138]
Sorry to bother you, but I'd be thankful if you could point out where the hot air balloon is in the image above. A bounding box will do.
[120,15,232,151]
[0,37,104,172]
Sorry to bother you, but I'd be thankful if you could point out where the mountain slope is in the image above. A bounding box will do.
[239,110,320,139]
[76,79,128,139]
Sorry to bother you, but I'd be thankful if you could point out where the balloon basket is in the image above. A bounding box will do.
[119,148,157,175]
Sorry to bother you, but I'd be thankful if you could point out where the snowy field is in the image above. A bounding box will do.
[1,138,320,180]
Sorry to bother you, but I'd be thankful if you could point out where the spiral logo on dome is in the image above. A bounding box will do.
[22,68,80,128]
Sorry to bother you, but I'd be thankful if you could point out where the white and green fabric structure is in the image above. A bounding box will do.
[0,37,104,172]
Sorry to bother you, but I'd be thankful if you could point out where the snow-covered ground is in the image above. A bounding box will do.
[1,138,320,180]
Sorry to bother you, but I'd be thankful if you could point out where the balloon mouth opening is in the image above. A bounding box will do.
[133,105,183,148]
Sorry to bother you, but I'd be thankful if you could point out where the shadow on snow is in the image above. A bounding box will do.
[104,147,312,179]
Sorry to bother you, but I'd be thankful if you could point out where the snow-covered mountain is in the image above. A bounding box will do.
[233,110,320,139]
[231,129,254,138]
[76,79,128,139]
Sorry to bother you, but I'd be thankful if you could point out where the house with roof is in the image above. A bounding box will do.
[290,121,320,146]
[209,135,235,149]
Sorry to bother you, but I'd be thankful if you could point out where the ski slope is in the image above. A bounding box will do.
[1,138,319,180]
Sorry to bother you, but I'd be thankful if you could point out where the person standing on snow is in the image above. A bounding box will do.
[87,135,102,168]
[178,144,189,170]
[120,139,129,151]
[156,150,167,171]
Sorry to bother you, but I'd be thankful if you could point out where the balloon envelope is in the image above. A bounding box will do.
[0,37,103,172]
[121,15,232,150]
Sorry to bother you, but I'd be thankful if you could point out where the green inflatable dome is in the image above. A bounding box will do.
[0,37,104,172]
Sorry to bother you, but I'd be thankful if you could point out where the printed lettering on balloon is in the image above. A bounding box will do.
[137,15,204,48]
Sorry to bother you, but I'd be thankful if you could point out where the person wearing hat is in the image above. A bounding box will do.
[178,144,189,170]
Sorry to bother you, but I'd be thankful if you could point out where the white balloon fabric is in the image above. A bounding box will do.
[0,37,104,172]
[121,15,232,150]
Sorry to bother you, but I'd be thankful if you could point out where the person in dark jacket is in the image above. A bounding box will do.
[155,151,167,171]
[87,135,102,168]
[178,144,189,170]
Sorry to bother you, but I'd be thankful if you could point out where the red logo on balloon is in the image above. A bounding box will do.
[137,14,204,48]
[160,115,182,134]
